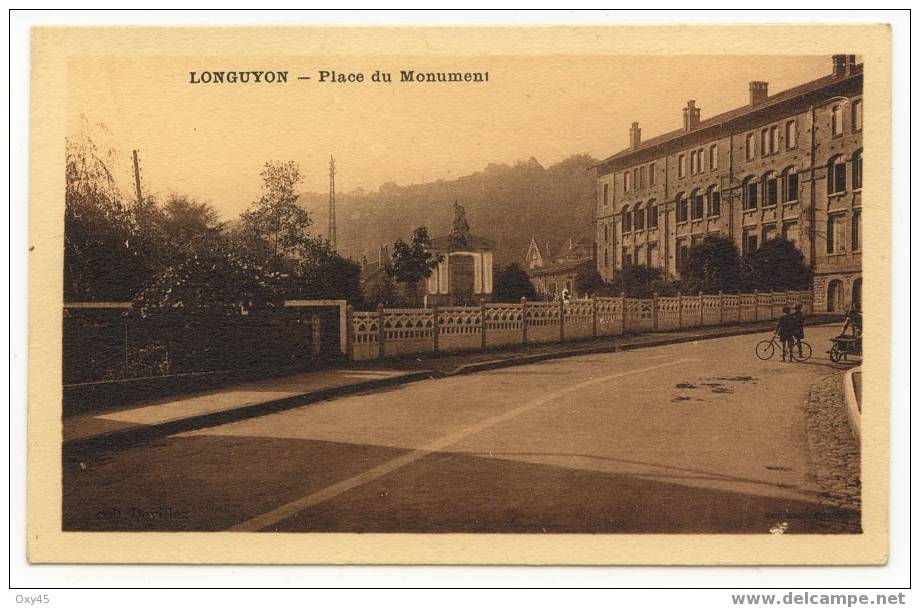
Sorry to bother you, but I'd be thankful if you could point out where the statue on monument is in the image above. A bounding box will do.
[448,200,471,247]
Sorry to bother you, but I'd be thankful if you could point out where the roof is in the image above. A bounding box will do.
[526,258,594,277]
[593,65,863,170]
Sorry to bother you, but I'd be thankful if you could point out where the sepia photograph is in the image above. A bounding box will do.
[23,22,894,568]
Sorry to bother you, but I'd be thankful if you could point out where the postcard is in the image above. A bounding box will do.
[28,24,891,564]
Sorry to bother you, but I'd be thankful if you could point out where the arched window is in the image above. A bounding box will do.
[782,166,799,202]
[621,205,632,233]
[828,155,847,195]
[743,176,758,210]
[785,120,798,149]
[852,149,863,189]
[676,192,689,223]
[690,188,704,220]
[707,185,721,217]
[762,171,778,207]
[647,199,658,229]
[831,105,843,136]
[633,202,645,231]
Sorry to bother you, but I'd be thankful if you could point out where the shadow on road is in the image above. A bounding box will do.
[64,434,861,535]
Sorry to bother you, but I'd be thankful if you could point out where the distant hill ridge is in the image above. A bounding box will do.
[298,153,599,267]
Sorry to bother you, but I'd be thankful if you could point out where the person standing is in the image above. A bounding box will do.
[842,305,862,337]
[776,306,796,362]
[791,303,806,359]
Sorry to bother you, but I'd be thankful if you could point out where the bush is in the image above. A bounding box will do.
[743,238,813,292]
[681,235,743,294]
[603,265,668,298]
[492,263,538,303]
[574,268,605,297]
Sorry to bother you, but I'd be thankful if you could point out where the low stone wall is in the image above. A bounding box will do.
[349,290,813,361]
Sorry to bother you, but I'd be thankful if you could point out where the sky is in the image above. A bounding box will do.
[68,55,832,220]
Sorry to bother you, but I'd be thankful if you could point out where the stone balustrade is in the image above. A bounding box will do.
[348,291,814,361]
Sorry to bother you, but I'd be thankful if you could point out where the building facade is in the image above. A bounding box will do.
[524,235,595,300]
[594,55,863,313]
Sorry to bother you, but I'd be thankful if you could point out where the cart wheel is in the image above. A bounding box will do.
[755,340,775,360]
[829,345,842,363]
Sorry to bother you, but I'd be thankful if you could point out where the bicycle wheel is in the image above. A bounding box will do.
[755,340,775,360]
[829,345,842,363]
[792,341,812,362]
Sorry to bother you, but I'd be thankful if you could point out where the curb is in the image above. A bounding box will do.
[449,323,784,376]
[65,318,830,453]
[843,366,862,445]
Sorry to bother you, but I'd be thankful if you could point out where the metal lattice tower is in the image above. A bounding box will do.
[328,155,337,251]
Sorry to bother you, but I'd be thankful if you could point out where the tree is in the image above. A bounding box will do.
[134,245,283,317]
[385,226,443,306]
[607,265,668,298]
[64,134,154,301]
[744,238,813,292]
[237,161,312,267]
[680,235,743,293]
[364,271,400,309]
[160,195,223,244]
[294,239,364,306]
[574,268,605,297]
[492,263,537,303]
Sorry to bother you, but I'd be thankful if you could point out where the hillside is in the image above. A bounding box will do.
[299,154,599,267]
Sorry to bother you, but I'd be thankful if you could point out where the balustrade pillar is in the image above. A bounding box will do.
[480,300,487,348]
[592,298,598,338]
[620,292,627,335]
[432,305,440,354]
[346,305,355,360]
[699,291,704,327]
[652,292,659,331]
[521,297,529,345]
[677,291,683,328]
[377,304,386,359]
[718,291,724,325]
[559,299,566,342]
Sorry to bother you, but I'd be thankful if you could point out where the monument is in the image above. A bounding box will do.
[425,201,495,307]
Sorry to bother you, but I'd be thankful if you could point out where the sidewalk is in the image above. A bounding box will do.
[64,315,841,451]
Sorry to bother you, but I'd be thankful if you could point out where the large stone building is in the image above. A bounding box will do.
[593,55,863,312]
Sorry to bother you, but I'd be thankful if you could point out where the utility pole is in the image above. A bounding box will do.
[132,150,143,205]
[328,155,337,251]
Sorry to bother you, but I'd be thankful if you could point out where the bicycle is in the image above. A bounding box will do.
[755,333,812,361]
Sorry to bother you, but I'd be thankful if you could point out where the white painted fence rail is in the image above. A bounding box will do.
[348,291,814,361]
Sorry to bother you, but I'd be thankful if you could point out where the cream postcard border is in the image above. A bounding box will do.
[28,24,891,565]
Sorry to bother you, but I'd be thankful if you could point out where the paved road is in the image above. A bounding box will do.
[64,325,860,534]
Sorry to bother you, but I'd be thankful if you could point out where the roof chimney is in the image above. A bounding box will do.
[832,54,857,77]
[682,100,701,131]
[749,81,769,106]
[629,122,641,150]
